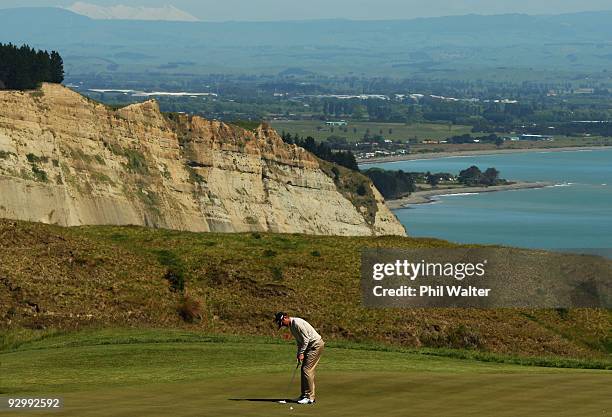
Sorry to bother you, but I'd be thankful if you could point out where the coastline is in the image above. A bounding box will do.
[386,181,553,209]
[358,145,612,165]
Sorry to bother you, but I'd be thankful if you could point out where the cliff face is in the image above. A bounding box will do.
[0,84,405,236]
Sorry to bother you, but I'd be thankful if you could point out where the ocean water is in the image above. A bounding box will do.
[363,148,612,249]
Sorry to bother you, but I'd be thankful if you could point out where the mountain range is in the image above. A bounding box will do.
[1,7,612,78]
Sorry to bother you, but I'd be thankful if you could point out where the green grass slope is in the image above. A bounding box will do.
[0,219,610,360]
[1,329,611,417]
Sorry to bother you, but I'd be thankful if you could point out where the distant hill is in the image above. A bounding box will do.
[0,8,612,79]
[67,2,199,22]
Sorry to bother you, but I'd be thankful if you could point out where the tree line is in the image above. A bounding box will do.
[0,43,64,90]
[281,132,359,171]
[362,168,416,199]
[362,166,504,200]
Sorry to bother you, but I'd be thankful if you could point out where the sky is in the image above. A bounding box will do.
[2,0,612,21]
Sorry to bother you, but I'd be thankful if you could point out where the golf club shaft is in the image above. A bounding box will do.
[286,362,300,396]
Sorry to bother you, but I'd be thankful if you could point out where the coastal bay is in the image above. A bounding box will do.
[367,148,612,248]
[359,145,612,165]
[386,181,553,209]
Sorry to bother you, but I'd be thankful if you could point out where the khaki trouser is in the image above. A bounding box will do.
[301,339,324,400]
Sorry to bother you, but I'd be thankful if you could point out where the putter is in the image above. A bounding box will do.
[279,360,300,403]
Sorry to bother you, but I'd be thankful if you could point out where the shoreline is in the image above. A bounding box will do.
[386,181,553,209]
[358,145,612,165]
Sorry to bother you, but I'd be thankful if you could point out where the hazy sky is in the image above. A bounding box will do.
[3,0,612,21]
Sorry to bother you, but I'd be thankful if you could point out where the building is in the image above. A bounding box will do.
[519,134,554,141]
[325,120,348,127]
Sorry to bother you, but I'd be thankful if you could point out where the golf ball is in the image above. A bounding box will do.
[290,406,293,410]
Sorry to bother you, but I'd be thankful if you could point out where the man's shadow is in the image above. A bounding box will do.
[229,398,298,403]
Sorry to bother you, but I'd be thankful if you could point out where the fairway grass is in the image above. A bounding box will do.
[1,329,610,416]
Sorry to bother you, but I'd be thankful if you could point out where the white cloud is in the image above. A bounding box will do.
[66,2,199,21]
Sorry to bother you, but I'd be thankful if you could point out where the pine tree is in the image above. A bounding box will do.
[49,51,64,84]
[0,43,64,90]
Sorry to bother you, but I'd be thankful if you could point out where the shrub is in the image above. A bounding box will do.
[231,120,261,132]
[556,308,569,320]
[164,269,185,292]
[31,166,48,182]
[124,149,148,174]
[271,266,283,281]
[356,183,367,196]
[419,324,484,350]
[26,153,48,164]
[178,295,202,323]
[157,250,185,292]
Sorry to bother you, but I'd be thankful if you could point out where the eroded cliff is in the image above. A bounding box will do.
[0,84,405,236]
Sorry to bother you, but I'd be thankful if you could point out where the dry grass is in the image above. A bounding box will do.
[0,219,610,360]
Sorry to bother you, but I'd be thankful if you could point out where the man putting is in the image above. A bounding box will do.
[274,312,324,405]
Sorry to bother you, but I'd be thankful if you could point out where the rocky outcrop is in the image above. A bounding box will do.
[0,84,405,236]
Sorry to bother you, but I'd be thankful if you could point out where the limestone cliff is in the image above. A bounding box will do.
[0,84,405,236]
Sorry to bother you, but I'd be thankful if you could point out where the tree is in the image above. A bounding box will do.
[458,166,482,186]
[0,43,64,90]
[426,173,440,188]
[482,168,500,186]
[495,136,504,148]
[281,133,358,171]
[364,168,416,199]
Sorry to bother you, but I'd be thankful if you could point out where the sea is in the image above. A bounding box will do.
[362,148,612,250]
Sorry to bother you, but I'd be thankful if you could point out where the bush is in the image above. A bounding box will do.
[26,153,47,164]
[419,324,484,350]
[124,149,148,174]
[271,266,283,281]
[356,183,367,196]
[31,166,48,182]
[156,250,185,292]
[178,295,202,323]
[164,269,185,292]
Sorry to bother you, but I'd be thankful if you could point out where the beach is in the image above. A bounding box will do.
[386,181,553,209]
[358,145,612,165]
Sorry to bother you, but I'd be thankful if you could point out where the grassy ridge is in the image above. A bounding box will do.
[0,219,610,360]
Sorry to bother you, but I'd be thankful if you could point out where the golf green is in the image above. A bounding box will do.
[1,330,610,416]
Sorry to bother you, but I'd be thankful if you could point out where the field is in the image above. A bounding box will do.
[270,120,472,142]
[1,329,611,417]
[270,120,612,155]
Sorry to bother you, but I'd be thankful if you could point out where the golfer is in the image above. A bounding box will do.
[274,312,324,404]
